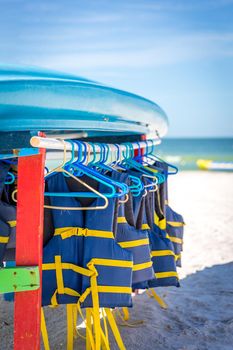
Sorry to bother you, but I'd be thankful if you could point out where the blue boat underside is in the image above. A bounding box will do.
[0,66,168,137]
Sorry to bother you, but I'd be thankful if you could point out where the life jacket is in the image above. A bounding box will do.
[132,195,152,290]
[154,161,185,267]
[165,205,184,267]
[42,172,133,309]
[146,189,180,288]
[0,161,16,266]
[147,161,185,267]
[113,171,154,285]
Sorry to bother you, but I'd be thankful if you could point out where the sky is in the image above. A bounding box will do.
[0,0,233,137]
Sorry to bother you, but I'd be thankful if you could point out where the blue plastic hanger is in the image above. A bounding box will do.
[44,141,110,204]
[100,142,144,196]
[133,141,165,184]
[5,171,15,185]
[142,139,178,175]
[65,140,129,198]
[121,141,166,186]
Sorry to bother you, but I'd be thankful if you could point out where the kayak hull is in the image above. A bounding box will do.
[0,66,168,136]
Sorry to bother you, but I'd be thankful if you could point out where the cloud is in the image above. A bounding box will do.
[19,31,233,72]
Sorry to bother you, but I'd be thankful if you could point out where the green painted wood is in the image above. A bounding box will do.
[0,266,40,294]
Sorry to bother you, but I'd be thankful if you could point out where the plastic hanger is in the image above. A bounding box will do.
[143,140,178,175]
[122,142,162,181]
[107,143,144,196]
[133,141,166,184]
[65,140,129,199]
[12,141,109,210]
[44,140,109,210]
[90,143,130,195]
[5,171,15,185]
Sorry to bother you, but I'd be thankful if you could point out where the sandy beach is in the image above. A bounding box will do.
[1,171,233,350]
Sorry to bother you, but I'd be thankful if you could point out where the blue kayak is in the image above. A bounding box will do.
[0,65,168,136]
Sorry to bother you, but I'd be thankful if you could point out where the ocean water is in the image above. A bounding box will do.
[155,138,233,170]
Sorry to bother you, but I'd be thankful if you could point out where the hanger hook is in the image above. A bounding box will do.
[136,141,141,158]
[75,141,87,164]
[65,140,75,166]
[114,144,120,164]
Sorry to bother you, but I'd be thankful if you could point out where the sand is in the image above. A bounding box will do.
[1,171,233,350]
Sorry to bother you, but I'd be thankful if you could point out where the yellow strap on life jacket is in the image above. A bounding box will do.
[118,238,150,249]
[122,307,129,321]
[97,286,132,294]
[86,308,93,350]
[42,261,93,277]
[0,236,9,243]
[166,234,183,244]
[159,218,166,230]
[141,223,150,230]
[154,212,159,226]
[175,253,181,261]
[153,212,166,230]
[167,221,185,227]
[117,217,127,224]
[41,308,50,350]
[105,308,126,350]
[132,261,153,271]
[155,271,179,279]
[51,288,81,308]
[151,249,181,262]
[146,289,168,309]
[85,308,110,350]
[55,255,65,294]
[90,258,133,268]
[7,220,16,228]
[77,304,95,350]
[151,250,175,257]
[85,261,101,350]
[72,304,78,339]
[67,304,74,350]
[54,227,114,240]
[101,309,110,350]
[115,309,144,328]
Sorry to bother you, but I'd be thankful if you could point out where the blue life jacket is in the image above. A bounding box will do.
[42,172,133,308]
[0,161,16,265]
[145,190,180,288]
[132,195,152,290]
[165,205,184,267]
[113,172,154,285]
[152,161,185,267]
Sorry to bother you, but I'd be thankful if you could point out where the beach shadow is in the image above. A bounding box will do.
[113,262,233,350]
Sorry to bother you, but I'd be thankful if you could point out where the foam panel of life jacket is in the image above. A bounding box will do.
[42,173,85,306]
[112,171,154,285]
[148,227,180,288]
[0,218,11,266]
[152,161,185,267]
[146,190,180,288]
[166,205,184,267]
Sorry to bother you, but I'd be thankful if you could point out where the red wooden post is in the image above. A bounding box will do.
[134,134,147,158]
[141,134,146,156]
[14,149,45,350]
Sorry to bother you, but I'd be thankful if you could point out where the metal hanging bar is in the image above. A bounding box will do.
[30,136,161,162]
